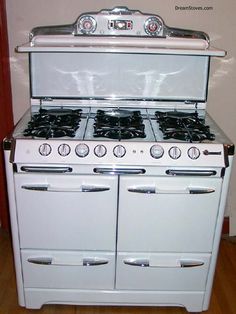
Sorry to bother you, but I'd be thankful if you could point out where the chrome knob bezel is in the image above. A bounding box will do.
[188,147,200,160]
[58,144,71,157]
[75,143,89,158]
[113,145,126,158]
[144,17,163,36]
[168,146,181,160]
[150,144,164,159]
[94,145,107,158]
[39,143,52,156]
[78,16,97,34]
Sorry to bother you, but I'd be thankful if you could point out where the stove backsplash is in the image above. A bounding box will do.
[30,52,209,103]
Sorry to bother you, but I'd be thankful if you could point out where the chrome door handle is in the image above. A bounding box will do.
[94,168,146,175]
[128,186,215,194]
[166,169,217,176]
[21,166,72,173]
[128,187,155,194]
[189,188,215,194]
[81,186,110,192]
[28,257,53,265]
[21,185,49,191]
[83,258,109,266]
[123,258,204,268]
[123,259,149,267]
[180,260,204,268]
[21,185,110,192]
[27,257,108,266]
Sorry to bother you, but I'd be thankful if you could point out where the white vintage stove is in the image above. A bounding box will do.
[4,7,234,312]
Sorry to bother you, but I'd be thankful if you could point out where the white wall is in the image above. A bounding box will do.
[6,0,236,232]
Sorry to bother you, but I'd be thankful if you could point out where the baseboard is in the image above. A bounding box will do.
[222,217,229,234]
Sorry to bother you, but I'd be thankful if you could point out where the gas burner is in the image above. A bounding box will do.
[23,108,82,138]
[155,111,215,142]
[93,109,146,140]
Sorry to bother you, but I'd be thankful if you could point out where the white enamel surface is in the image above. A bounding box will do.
[29,35,210,50]
[117,176,222,252]
[12,139,226,169]
[116,252,210,290]
[22,250,115,289]
[14,174,117,250]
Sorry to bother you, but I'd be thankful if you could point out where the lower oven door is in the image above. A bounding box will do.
[117,175,222,253]
[14,173,117,250]
[21,249,115,289]
[116,252,210,291]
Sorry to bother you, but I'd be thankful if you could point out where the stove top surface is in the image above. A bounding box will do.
[13,106,231,145]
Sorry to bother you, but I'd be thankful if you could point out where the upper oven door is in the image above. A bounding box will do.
[117,175,222,253]
[29,52,210,103]
[14,173,118,251]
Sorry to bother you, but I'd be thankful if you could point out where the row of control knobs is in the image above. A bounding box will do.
[39,143,201,160]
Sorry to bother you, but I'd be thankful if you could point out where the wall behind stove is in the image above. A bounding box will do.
[6,0,236,232]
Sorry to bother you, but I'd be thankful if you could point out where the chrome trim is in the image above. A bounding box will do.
[83,258,108,266]
[189,188,215,194]
[28,257,52,265]
[94,168,146,175]
[3,137,12,151]
[128,187,155,194]
[22,185,48,191]
[21,185,110,193]
[166,169,217,176]
[124,259,149,267]
[81,186,110,192]
[128,186,215,194]
[180,260,204,268]
[20,166,72,173]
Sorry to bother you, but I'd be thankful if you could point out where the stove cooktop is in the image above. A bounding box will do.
[13,107,230,145]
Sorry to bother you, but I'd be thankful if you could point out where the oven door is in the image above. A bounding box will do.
[117,175,222,253]
[14,173,117,251]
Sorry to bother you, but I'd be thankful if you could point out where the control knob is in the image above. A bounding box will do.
[169,146,181,159]
[78,16,96,34]
[58,144,71,156]
[144,17,162,36]
[94,145,107,158]
[188,147,200,160]
[150,144,164,159]
[75,143,89,158]
[113,145,126,158]
[39,143,52,156]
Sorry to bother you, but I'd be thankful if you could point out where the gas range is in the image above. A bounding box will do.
[4,6,234,312]
[11,104,232,170]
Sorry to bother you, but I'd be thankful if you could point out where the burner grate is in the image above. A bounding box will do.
[155,111,215,142]
[93,109,146,140]
[23,108,82,138]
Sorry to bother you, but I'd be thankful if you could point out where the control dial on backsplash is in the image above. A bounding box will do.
[39,143,52,156]
[58,144,71,157]
[113,145,126,158]
[78,16,97,34]
[144,17,162,36]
